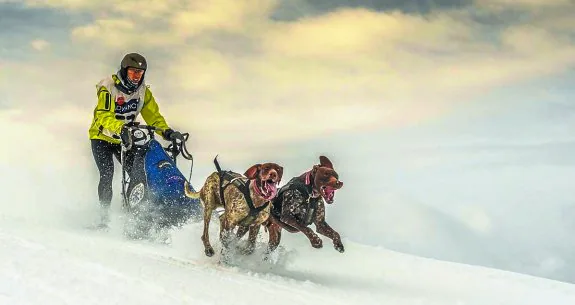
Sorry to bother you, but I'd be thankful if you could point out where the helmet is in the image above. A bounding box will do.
[121,52,147,71]
[119,52,147,90]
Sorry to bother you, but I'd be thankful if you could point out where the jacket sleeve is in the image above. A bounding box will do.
[95,85,124,135]
[141,86,171,137]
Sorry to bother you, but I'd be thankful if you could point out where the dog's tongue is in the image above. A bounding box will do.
[264,181,277,198]
[325,187,335,202]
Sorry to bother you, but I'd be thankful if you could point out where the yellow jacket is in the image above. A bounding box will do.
[88,74,170,144]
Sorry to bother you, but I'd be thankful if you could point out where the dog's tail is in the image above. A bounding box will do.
[213,155,222,173]
[184,181,201,199]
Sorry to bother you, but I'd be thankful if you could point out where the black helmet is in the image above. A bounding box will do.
[121,52,147,71]
[119,52,147,91]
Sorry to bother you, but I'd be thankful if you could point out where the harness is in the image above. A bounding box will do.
[213,157,269,226]
[272,171,320,227]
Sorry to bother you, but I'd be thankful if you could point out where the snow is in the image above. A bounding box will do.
[0,126,575,305]
[1,207,575,305]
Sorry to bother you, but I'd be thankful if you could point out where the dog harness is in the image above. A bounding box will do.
[213,158,269,226]
[273,172,320,226]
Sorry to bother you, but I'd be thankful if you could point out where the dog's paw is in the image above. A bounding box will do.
[205,246,215,257]
[239,245,255,255]
[333,240,345,253]
[310,235,323,249]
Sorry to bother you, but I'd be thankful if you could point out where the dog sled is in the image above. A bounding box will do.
[119,122,202,238]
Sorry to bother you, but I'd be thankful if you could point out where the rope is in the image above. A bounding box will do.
[167,132,194,182]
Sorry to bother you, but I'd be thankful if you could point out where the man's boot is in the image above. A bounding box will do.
[98,202,111,229]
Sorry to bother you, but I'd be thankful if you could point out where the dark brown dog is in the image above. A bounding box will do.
[237,156,344,253]
[184,157,283,257]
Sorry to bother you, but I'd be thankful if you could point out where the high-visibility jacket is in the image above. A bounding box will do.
[88,74,170,144]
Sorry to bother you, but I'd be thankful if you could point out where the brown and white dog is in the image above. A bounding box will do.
[237,156,344,253]
[184,157,283,257]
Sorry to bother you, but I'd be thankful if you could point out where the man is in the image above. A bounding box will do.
[88,52,184,226]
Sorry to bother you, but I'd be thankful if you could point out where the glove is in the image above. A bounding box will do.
[163,128,185,141]
[120,125,132,147]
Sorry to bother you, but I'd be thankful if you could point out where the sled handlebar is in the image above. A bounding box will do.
[126,121,193,160]
[126,122,183,141]
[125,122,160,133]
[126,122,189,140]
[122,121,195,191]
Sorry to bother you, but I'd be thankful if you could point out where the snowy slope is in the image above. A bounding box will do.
[1,129,575,305]
[1,211,575,305]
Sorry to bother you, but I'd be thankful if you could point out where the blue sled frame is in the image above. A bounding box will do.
[120,123,202,232]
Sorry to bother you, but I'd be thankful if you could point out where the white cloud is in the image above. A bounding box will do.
[5,1,575,152]
[168,49,235,92]
[71,19,137,50]
[169,0,276,37]
[30,39,50,51]
[262,9,475,58]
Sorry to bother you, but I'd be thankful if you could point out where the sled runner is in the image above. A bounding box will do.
[119,122,202,237]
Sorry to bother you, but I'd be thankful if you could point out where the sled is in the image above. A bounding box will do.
[119,122,202,237]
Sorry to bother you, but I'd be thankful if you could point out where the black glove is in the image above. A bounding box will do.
[163,129,184,141]
[120,125,132,147]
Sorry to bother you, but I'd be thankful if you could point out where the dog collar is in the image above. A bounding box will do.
[303,170,321,198]
[304,170,312,185]
[251,179,275,201]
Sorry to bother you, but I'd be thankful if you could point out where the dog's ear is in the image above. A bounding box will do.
[319,156,334,169]
[244,164,261,180]
[276,165,284,183]
[312,165,319,173]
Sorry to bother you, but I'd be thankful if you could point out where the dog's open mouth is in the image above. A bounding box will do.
[320,186,336,204]
[258,178,278,200]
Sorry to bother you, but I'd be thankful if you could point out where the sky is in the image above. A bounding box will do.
[1,0,575,284]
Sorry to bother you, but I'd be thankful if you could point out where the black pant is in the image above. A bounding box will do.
[91,139,122,207]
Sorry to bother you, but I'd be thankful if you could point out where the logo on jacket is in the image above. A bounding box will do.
[115,98,139,114]
[117,96,125,105]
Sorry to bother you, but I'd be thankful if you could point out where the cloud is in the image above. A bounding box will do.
[71,19,137,49]
[30,39,49,51]
[262,9,475,57]
[23,0,128,11]
[170,0,277,37]
[5,0,575,153]
[168,49,235,92]
[477,0,573,8]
